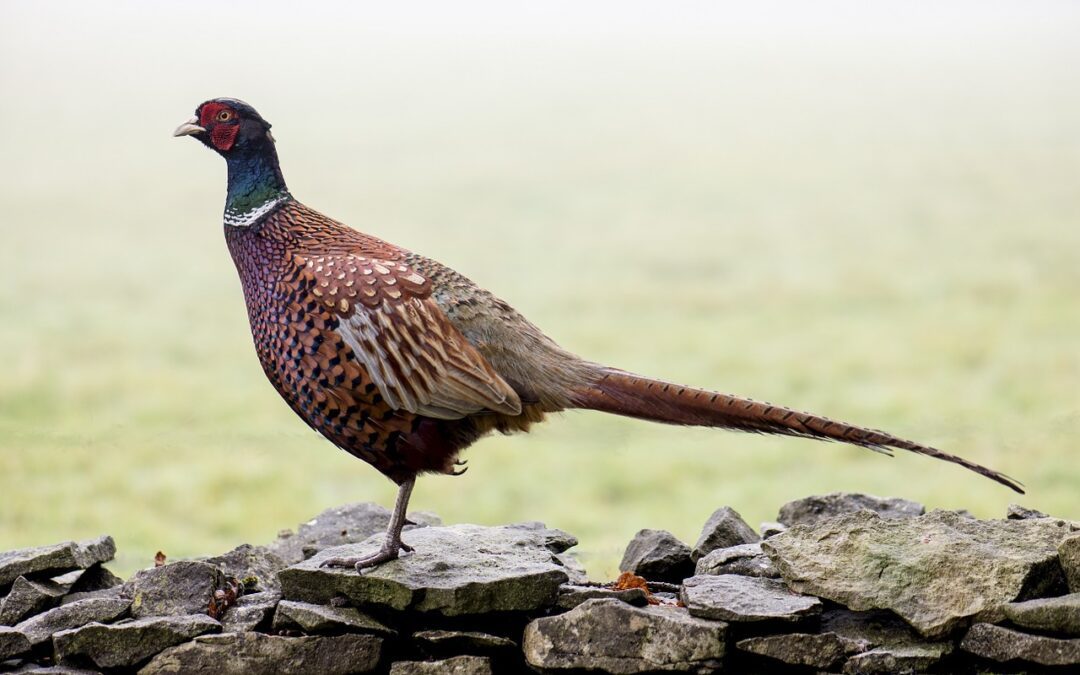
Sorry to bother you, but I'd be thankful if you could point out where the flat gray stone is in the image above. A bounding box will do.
[138,631,382,674]
[961,622,1080,667]
[680,574,821,623]
[61,585,125,606]
[555,584,649,610]
[523,598,726,673]
[504,521,579,554]
[1007,504,1050,520]
[842,642,952,675]
[412,630,517,657]
[273,599,395,636]
[554,552,588,584]
[760,522,787,538]
[694,543,778,578]
[0,537,115,590]
[129,561,225,618]
[280,524,571,616]
[1,577,66,625]
[737,632,856,669]
[407,512,442,528]
[14,597,130,646]
[1004,593,1080,635]
[619,530,693,583]
[1061,532,1080,593]
[199,544,286,594]
[220,591,279,633]
[66,564,124,595]
[54,614,221,670]
[777,493,924,528]
[819,608,923,651]
[0,625,32,659]
[763,510,1072,637]
[390,655,492,674]
[692,507,759,561]
[268,502,435,565]
[6,666,100,674]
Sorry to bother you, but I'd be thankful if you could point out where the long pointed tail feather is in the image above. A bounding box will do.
[571,368,1023,493]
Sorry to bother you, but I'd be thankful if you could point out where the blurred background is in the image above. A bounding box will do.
[1,1,1077,578]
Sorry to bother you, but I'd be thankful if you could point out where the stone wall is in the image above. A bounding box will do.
[1,494,1078,674]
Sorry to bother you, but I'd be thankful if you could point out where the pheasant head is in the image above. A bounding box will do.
[173,98,275,154]
[175,98,288,220]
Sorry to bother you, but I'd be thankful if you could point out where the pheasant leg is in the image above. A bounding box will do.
[321,476,416,571]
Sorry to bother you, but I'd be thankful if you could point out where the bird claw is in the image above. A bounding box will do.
[319,541,413,572]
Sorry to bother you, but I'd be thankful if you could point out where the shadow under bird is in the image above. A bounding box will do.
[174,98,1022,570]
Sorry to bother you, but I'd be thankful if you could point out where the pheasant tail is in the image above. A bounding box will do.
[572,368,1024,493]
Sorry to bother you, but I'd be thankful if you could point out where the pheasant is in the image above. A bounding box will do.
[174,98,1022,570]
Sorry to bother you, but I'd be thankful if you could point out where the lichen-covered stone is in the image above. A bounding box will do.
[763,510,1072,637]
[67,563,124,595]
[14,597,130,646]
[5,665,100,674]
[267,502,437,565]
[818,608,922,651]
[1003,593,1080,636]
[129,561,225,618]
[961,622,1080,667]
[61,585,125,606]
[736,632,856,669]
[411,630,517,657]
[692,507,759,561]
[759,522,787,539]
[504,521,579,554]
[272,599,395,635]
[1061,532,1080,593]
[200,544,287,594]
[524,598,726,673]
[389,655,492,674]
[1007,504,1050,520]
[681,574,821,623]
[219,591,279,633]
[619,530,693,583]
[137,631,382,674]
[694,543,778,578]
[0,625,32,659]
[554,552,588,584]
[0,577,66,625]
[842,642,952,675]
[54,614,221,670]
[555,584,649,610]
[0,537,115,590]
[777,493,924,528]
[280,524,571,616]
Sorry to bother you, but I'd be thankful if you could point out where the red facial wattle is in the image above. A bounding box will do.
[210,124,240,151]
[198,102,241,152]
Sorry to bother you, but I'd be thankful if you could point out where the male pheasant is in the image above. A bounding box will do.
[175,98,1022,570]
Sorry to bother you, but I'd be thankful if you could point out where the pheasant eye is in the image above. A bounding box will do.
[216,110,233,122]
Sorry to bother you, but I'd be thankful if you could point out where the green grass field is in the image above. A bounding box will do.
[2,3,1078,578]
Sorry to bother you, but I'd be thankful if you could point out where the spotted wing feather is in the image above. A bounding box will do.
[295,252,521,419]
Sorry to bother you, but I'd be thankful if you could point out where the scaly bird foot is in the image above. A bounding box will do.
[320,541,413,572]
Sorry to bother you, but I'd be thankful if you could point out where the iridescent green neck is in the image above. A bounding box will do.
[225,143,289,220]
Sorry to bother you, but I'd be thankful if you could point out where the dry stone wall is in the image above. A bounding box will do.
[1,494,1078,673]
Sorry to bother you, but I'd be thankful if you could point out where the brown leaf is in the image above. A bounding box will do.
[613,571,649,592]
[613,571,662,605]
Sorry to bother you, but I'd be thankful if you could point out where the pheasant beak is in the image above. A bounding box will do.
[172,116,205,137]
